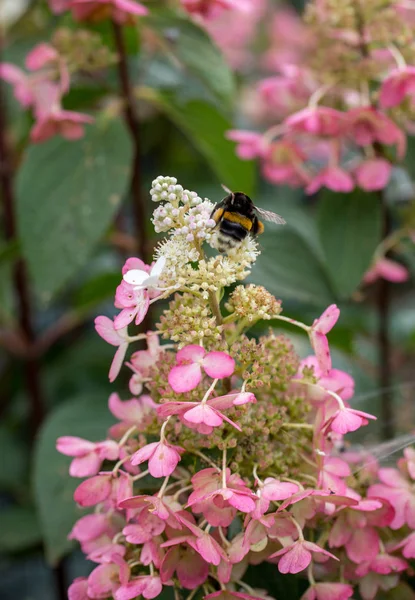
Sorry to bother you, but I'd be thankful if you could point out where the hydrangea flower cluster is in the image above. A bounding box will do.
[0,0,146,143]
[225,0,415,194]
[59,176,415,600]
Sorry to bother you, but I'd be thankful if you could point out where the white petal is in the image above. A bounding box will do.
[150,255,166,278]
[123,269,149,286]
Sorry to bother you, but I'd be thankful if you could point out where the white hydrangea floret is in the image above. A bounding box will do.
[150,175,183,203]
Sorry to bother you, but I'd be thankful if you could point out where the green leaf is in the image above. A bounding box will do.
[253,227,335,306]
[144,90,255,195]
[0,426,28,493]
[33,395,115,565]
[73,271,121,313]
[317,189,382,299]
[144,9,235,108]
[16,118,132,303]
[0,507,42,553]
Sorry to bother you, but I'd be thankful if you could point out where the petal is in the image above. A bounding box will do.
[150,255,166,277]
[278,543,312,574]
[114,307,137,330]
[70,453,102,477]
[330,409,364,434]
[176,344,206,363]
[130,442,158,466]
[109,342,128,383]
[347,527,379,563]
[134,294,150,326]
[168,363,202,393]
[311,332,332,374]
[68,578,89,600]
[184,404,223,427]
[115,0,149,16]
[355,158,392,191]
[262,478,299,501]
[148,442,182,478]
[123,269,150,286]
[94,316,123,346]
[115,580,146,600]
[69,513,108,542]
[377,258,409,283]
[25,43,57,70]
[202,351,235,379]
[313,304,340,334]
[56,436,96,457]
[74,475,111,507]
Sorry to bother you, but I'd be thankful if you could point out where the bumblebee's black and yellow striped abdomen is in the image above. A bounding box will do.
[210,192,264,253]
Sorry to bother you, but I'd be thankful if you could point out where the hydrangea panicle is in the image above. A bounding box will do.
[59,176,414,599]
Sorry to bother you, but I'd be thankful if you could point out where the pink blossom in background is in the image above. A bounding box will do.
[69,0,148,24]
[354,158,392,191]
[68,578,91,600]
[379,66,415,108]
[181,0,254,21]
[0,63,35,108]
[347,107,406,159]
[30,81,93,142]
[48,0,71,13]
[202,0,267,69]
[309,304,340,374]
[306,165,354,195]
[168,344,235,393]
[285,107,347,138]
[226,130,267,160]
[126,332,162,394]
[363,257,409,284]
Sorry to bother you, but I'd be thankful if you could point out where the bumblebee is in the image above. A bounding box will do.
[210,185,286,253]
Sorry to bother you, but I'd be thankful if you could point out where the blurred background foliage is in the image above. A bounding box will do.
[0,0,414,599]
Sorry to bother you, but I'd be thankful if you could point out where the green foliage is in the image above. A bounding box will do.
[144,9,235,109]
[0,507,42,554]
[146,90,255,195]
[16,118,132,303]
[318,189,382,299]
[33,395,115,565]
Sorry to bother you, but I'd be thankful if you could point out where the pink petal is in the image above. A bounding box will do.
[313,304,340,334]
[69,513,108,542]
[109,342,128,382]
[70,452,102,477]
[376,258,409,283]
[94,316,124,346]
[74,475,112,507]
[325,167,354,193]
[168,363,202,393]
[68,578,89,600]
[277,543,312,574]
[115,580,146,600]
[355,158,392,191]
[134,293,150,325]
[0,63,33,107]
[56,436,96,456]
[262,478,299,501]
[311,332,332,374]
[176,344,206,363]
[114,0,148,16]
[113,307,138,330]
[184,404,223,426]
[202,351,235,379]
[142,576,162,599]
[25,43,58,70]
[196,533,223,565]
[346,527,379,563]
[227,491,256,512]
[130,442,158,466]
[148,442,182,478]
[88,564,118,597]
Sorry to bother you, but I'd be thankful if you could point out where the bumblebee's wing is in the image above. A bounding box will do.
[255,206,286,225]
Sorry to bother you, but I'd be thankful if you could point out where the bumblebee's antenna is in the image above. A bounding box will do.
[221,183,235,204]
